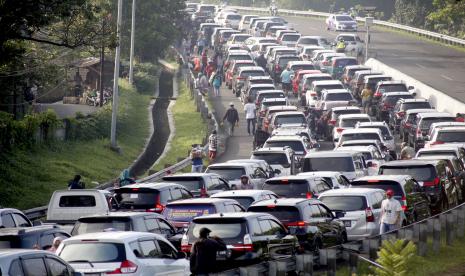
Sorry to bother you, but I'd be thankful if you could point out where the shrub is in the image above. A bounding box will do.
[373,239,417,276]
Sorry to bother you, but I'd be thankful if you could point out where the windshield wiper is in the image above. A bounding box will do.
[70,260,94,268]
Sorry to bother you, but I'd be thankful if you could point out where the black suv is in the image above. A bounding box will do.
[374,92,414,122]
[247,198,347,252]
[0,226,70,250]
[161,173,230,197]
[71,211,182,249]
[379,160,459,213]
[388,99,432,131]
[182,213,297,270]
[114,183,193,213]
[351,175,431,225]
[262,176,332,199]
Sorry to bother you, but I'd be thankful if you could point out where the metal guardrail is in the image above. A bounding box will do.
[229,6,465,47]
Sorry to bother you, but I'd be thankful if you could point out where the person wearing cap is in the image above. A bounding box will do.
[400,142,415,160]
[239,175,254,190]
[190,227,226,275]
[380,189,402,234]
[190,144,204,173]
[48,237,63,253]
[222,102,239,135]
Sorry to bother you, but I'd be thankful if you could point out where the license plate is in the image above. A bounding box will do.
[216,250,227,260]
[344,221,351,227]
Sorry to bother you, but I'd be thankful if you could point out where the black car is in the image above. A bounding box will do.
[247,198,347,252]
[114,183,193,213]
[379,160,458,214]
[388,99,432,131]
[262,176,332,199]
[270,54,301,81]
[70,212,182,249]
[182,213,297,270]
[0,208,33,228]
[351,175,431,225]
[407,112,456,151]
[0,226,70,250]
[161,173,230,197]
[374,92,414,122]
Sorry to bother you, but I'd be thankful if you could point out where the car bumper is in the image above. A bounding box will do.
[347,223,379,240]
[336,25,357,31]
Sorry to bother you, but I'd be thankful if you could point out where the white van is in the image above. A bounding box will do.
[302,150,368,180]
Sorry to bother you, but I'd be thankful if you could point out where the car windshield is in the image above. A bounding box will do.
[189,220,246,241]
[303,157,355,172]
[341,118,370,128]
[60,243,126,263]
[334,59,357,68]
[336,16,354,21]
[319,196,368,212]
[282,34,300,41]
[163,204,216,222]
[379,84,408,93]
[264,141,305,152]
[263,180,309,197]
[247,206,301,222]
[227,14,241,20]
[417,151,455,158]
[385,95,413,105]
[437,131,465,143]
[325,93,353,101]
[116,189,159,209]
[218,197,255,208]
[230,55,252,61]
[338,36,355,41]
[379,166,435,181]
[401,102,431,111]
[275,115,306,125]
[252,153,289,166]
[340,133,380,143]
[72,218,130,235]
[206,167,245,181]
[300,38,319,45]
[420,118,456,129]
[241,71,265,77]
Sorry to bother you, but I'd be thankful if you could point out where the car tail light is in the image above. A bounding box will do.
[200,188,208,197]
[229,234,254,252]
[147,196,165,213]
[237,77,245,80]
[310,92,317,96]
[181,234,191,252]
[374,92,382,97]
[405,122,412,129]
[329,120,336,125]
[431,141,444,146]
[286,221,308,227]
[365,207,374,222]
[396,111,405,118]
[107,260,138,274]
[275,64,281,71]
[424,177,440,187]
[323,60,330,66]
[336,128,344,133]
[401,196,408,212]
[306,192,313,199]
[416,128,422,137]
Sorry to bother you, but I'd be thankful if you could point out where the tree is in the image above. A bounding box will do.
[391,0,433,28]
[373,239,417,276]
[427,0,465,37]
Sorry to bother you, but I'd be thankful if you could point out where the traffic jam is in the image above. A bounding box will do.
[1,3,465,276]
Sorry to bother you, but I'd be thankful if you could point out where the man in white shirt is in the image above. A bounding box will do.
[380,189,402,234]
[244,97,256,135]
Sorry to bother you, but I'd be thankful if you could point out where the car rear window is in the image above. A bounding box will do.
[341,118,370,128]
[116,188,159,209]
[385,95,413,105]
[278,57,300,67]
[164,204,216,222]
[262,100,287,108]
[379,166,436,181]
[189,219,246,241]
[282,34,300,41]
[233,35,250,42]
[264,141,305,153]
[291,64,315,71]
[59,196,96,207]
[227,14,241,20]
[230,55,252,61]
[303,157,355,172]
[379,84,408,93]
[218,197,255,208]
[419,117,456,129]
[263,180,309,197]
[340,133,380,143]
[325,93,353,101]
[350,180,404,199]
[336,16,354,21]
[305,76,332,85]
[241,70,265,78]
[401,102,431,111]
[247,206,301,222]
[162,177,204,191]
[334,59,357,68]
[437,131,465,143]
[59,242,126,263]
[72,217,131,235]
[258,93,285,102]
[252,153,289,166]
[205,167,245,181]
[315,84,344,93]
[333,110,361,119]
[319,196,368,211]
[275,115,306,125]
[300,38,319,45]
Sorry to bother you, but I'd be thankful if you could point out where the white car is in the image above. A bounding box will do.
[326,14,357,31]
[336,128,385,149]
[425,126,465,148]
[211,190,278,208]
[334,34,364,55]
[299,45,325,60]
[57,232,189,276]
[416,144,465,164]
[334,145,386,175]
[251,147,296,176]
[205,162,268,189]
[332,114,371,143]
[319,188,385,240]
[317,88,356,110]
[296,36,330,50]
[302,150,368,180]
[263,135,312,157]
[223,13,242,29]
[355,121,395,154]
[238,15,258,31]
[297,171,351,189]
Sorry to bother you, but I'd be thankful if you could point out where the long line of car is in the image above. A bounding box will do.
[1,3,465,276]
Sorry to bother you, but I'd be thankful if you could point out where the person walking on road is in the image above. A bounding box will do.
[255,52,267,70]
[239,175,254,190]
[360,84,373,114]
[380,189,402,234]
[208,130,218,161]
[244,97,257,135]
[212,71,222,97]
[280,67,294,97]
[198,73,209,96]
[190,144,204,173]
[222,102,239,136]
[190,227,227,275]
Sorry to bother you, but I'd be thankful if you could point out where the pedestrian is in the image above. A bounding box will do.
[192,56,201,76]
[68,175,84,189]
[360,84,373,114]
[400,142,415,160]
[255,52,267,70]
[380,189,402,234]
[48,237,63,254]
[212,71,222,97]
[216,53,224,76]
[201,49,208,73]
[280,67,294,96]
[197,35,205,55]
[198,73,209,96]
[244,97,256,135]
[205,60,215,79]
[190,144,204,173]
[190,227,227,275]
[222,102,240,136]
[239,175,254,190]
[208,130,218,161]
[119,169,135,187]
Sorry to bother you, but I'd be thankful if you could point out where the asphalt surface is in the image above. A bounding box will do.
[284,16,465,103]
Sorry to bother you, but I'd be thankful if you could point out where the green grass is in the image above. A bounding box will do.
[0,79,151,210]
[150,81,207,172]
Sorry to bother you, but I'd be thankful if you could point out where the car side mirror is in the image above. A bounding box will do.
[32,220,42,226]
[408,86,414,90]
[366,161,373,167]
[177,251,187,259]
[274,169,281,174]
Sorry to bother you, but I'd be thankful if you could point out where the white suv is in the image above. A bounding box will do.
[251,147,296,176]
[57,232,189,276]
[332,114,371,144]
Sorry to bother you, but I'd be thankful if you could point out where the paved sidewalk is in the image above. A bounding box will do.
[210,85,254,163]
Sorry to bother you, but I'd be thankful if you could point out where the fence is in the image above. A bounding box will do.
[228,6,465,47]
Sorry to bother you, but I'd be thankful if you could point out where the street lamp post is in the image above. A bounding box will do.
[365,17,373,62]
[110,0,123,149]
[129,0,136,85]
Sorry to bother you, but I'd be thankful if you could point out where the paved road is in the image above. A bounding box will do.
[285,16,465,103]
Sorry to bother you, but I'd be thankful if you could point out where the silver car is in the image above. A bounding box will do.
[318,188,385,240]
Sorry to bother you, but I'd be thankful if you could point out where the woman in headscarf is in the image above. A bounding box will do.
[119,169,135,187]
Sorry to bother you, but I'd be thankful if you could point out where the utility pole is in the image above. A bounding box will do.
[110,0,123,149]
[129,0,136,85]
[365,17,373,62]
[99,17,105,107]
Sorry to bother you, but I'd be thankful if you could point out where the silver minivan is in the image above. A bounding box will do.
[319,188,385,240]
[302,150,368,180]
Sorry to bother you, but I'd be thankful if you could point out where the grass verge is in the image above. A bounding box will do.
[0,79,151,210]
[150,81,207,172]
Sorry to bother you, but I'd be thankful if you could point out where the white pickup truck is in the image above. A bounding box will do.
[46,189,118,225]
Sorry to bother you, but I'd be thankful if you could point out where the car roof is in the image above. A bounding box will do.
[212,190,275,197]
[250,84,276,88]
[417,112,453,118]
[436,126,465,132]
[323,89,351,94]
[405,108,436,115]
[382,92,412,96]
[304,150,359,158]
[340,139,380,145]
[163,173,217,178]
[332,56,357,61]
[345,65,370,70]
[357,122,387,127]
[0,249,57,258]
[378,80,406,85]
[249,76,273,80]
[193,212,268,220]
[288,61,314,65]
[354,175,411,182]
[298,171,341,177]
[334,146,376,153]
[64,231,163,242]
[238,66,265,72]
[78,212,163,219]
[312,80,343,85]
[381,159,442,166]
[320,188,385,196]
[119,182,184,190]
[258,90,284,94]
[343,128,381,134]
[0,225,64,235]
[232,60,255,64]
[273,111,305,116]
[253,147,292,153]
[339,113,371,119]
[303,73,332,78]
[400,98,428,103]
[332,106,361,111]
[208,162,251,168]
[250,198,316,207]
[266,135,305,141]
[166,198,238,205]
[268,106,297,111]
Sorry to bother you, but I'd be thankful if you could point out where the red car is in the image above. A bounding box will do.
[224,60,255,89]
[292,69,321,95]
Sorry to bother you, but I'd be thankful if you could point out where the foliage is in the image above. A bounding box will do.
[391,0,433,29]
[133,63,160,95]
[373,239,417,276]
[426,0,465,38]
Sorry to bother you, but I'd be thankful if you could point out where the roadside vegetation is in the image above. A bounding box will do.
[0,79,151,210]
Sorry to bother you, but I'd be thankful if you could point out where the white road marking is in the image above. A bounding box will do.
[415,63,425,69]
[441,75,454,81]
